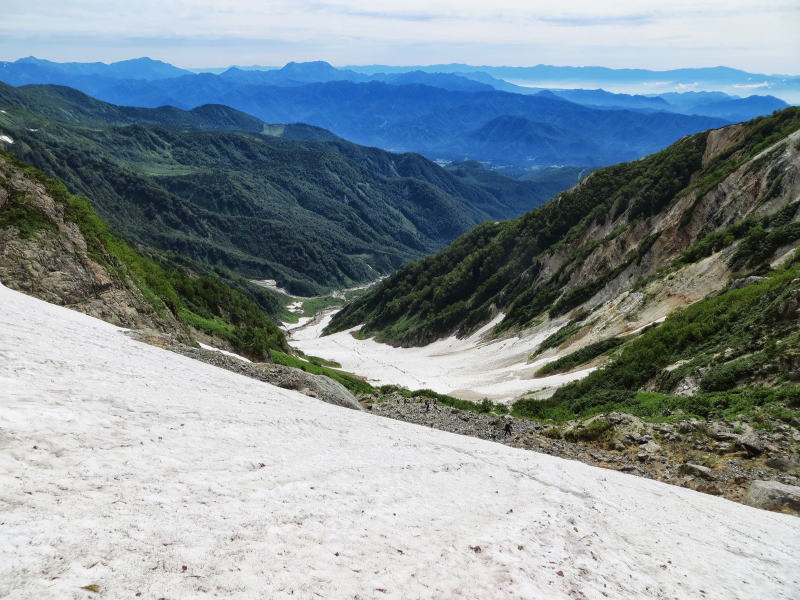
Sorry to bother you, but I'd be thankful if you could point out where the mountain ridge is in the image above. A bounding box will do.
[0,60,735,168]
[329,107,800,345]
[0,83,572,294]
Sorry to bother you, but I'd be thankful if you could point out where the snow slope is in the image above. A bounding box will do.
[291,311,594,402]
[1,283,798,600]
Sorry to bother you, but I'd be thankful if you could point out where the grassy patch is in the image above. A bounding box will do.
[270,350,373,395]
[532,316,593,357]
[0,191,57,238]
[513,386,800,424]
[564,419,615,443]
[535,337,624,375]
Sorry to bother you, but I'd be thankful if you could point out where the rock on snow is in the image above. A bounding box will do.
[0,283,798,600]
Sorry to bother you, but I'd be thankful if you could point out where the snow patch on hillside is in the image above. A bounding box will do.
[1,283,798,599]
[291,311,590,401]
[198,341,253,363]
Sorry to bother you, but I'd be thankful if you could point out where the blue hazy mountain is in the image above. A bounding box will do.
[348,63,800,88]
[3,58,790,168]
[0,61,727,168]
[0,56,191,83]
[657,91,789,121]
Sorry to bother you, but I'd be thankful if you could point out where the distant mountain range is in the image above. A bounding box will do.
[0,82,574,294]
[0,58,791,170]
[345,63,800,102]
[0,57,786,170]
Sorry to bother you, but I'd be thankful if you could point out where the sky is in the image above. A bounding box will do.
[1,0,798,74]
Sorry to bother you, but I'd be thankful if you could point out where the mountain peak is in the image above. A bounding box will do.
[280,60,339,75]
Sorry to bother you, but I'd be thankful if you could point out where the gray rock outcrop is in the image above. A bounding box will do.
[745,480,800,515]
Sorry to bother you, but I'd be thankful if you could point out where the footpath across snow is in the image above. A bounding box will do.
[0,283,798,600]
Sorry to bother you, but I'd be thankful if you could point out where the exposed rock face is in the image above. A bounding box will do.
[745,480,800,515]
[680,463,716,480]
[0,155,187,338]
[542,128,800,335]
[256,364,362,410]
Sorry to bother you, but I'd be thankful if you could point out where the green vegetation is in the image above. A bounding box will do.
[513,387,800,425]
[513,255,800,422]
[0,190,57,238]
[0,82,555,296]
[0,151,288,360]
[563,419,615,443]
[270,350,374,395]
[535,337,624,375]
[678,200,799,267]
[532,316,590,357]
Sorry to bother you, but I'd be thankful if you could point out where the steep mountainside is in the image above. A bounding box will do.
[0,150,288,360]
[0,84,560,295]
[330,108,800,344]
[327,108,800,420]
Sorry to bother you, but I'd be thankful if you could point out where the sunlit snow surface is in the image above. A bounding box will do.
[1,283,798,599]
[291,311,594,402]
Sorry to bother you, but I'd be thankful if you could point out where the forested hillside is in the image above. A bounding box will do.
[0,150,288,360]
[329,108,800,344]
[0,83,566,294]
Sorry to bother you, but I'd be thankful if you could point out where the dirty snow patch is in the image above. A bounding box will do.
[291,311,595,402]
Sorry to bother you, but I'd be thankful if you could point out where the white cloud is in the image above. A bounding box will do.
[0,0,797,73]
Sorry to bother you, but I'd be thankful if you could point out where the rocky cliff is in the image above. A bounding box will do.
[0,152,188,337]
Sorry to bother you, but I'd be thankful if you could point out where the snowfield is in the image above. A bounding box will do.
[1,283,798,600]
[290,311,595,402]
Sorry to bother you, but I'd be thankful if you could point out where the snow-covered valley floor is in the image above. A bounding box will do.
[1,283,799,599]
[290,311,594,402]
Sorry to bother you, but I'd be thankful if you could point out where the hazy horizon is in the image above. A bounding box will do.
[2,1,797,74]
[5,55,800,78]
